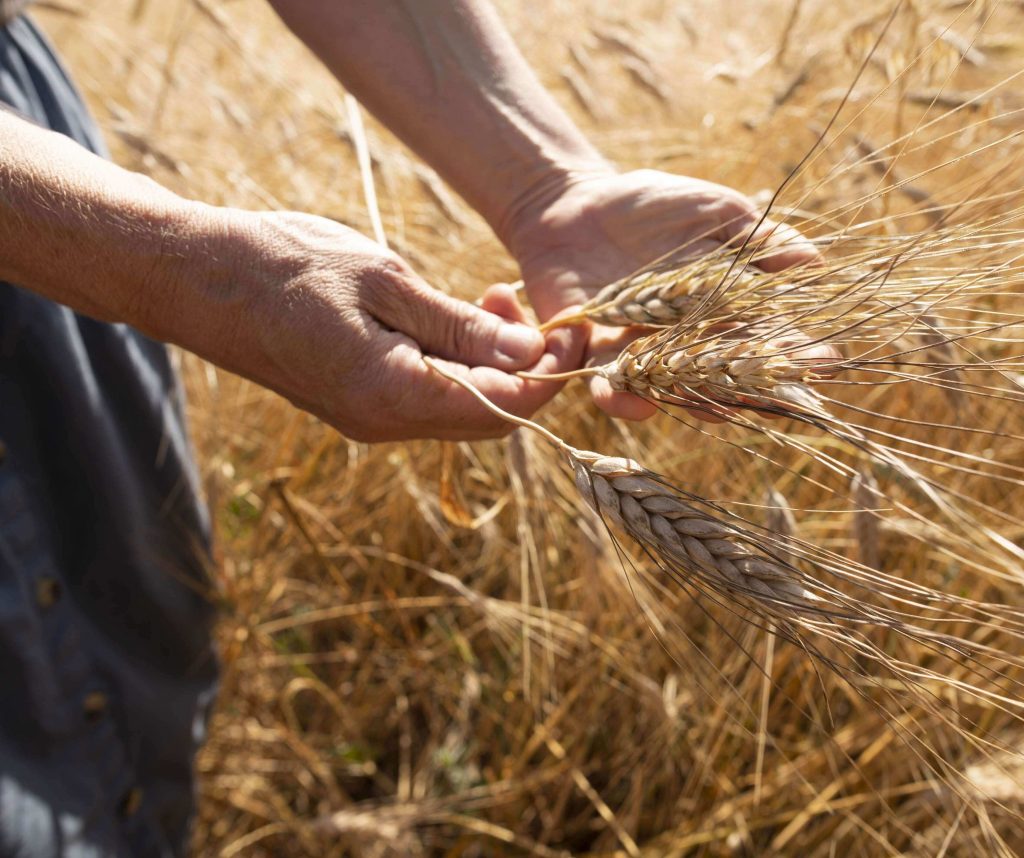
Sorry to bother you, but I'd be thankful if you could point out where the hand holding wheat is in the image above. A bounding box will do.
[505,169,822,421]
[195,213,585,442]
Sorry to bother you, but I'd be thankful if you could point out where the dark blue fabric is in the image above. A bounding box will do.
[0,15,218,858]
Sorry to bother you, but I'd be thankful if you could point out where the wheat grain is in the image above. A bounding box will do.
[540,253,759,330]
[602,329,829,414]
[569,450,821,612]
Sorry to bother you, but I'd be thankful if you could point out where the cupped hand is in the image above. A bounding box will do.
[221,211,583,441]
[506,168,823,421]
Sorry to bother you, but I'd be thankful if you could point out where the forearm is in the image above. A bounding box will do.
[0,108,240,348]
[266,0,611,247]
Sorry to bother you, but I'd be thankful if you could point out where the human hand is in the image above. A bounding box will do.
[504,168,823,421]
[205,211,582,441]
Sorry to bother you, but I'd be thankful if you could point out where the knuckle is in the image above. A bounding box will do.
[361,255,404,290]
[374,253,412,280]
[429,292,495,361]
[447,312,478,357]
[359,254,418,306]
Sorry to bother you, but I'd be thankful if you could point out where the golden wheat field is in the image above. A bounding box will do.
[35,0,1024,854]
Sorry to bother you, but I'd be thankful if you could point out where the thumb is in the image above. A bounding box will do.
[368,273,545,371]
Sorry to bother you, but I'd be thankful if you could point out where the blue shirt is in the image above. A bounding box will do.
[0,16,218,857]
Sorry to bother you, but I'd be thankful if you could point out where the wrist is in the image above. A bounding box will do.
[495,157,616,258]
[134,200,263,363]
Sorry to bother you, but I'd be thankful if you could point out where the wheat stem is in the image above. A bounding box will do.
[422,356,571,451]
[516,368,599,382]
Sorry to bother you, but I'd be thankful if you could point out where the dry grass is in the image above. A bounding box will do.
[36,0,1024,855]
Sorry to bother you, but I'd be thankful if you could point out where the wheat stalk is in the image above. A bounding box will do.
[851,469,882,570]
[764,487,798,565]
[423,358,821,617]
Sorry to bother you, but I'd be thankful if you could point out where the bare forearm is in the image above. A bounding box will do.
[0,108,252,358]
[266,0,611,246]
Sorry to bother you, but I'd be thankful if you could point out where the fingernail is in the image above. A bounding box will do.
[496,324,544,363]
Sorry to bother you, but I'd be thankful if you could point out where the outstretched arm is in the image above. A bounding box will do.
[0,107,579,441]
[266,0,609,249]
[268,0,819,420]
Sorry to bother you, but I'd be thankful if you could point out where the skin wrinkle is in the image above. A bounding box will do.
[400,0,581,175]
[0,112,194,325]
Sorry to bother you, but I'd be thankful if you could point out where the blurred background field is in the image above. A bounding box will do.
[33,0,1024,855]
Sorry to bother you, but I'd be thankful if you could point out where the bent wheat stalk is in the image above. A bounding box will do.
[423,357,820,617]
[423,357,1024,702]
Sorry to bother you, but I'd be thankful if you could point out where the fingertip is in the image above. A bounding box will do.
[539,322,588,372]
[753,221,822,272]
[481,282,528,320]
[757,245,821,273]
[493,322,545,368]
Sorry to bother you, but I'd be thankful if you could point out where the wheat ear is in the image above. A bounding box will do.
[568,452,820,612]
[539,256,761,331]
[521,331,833,415]
[423,357,820,614]
[604,332,830,411]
